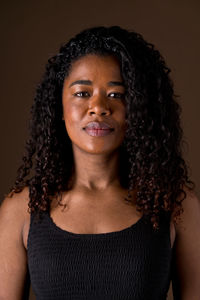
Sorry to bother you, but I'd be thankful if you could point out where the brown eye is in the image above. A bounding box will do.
[73,91,90,97]
[108,92,125,99]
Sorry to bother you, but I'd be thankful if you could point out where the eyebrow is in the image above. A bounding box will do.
[69,80,125,88]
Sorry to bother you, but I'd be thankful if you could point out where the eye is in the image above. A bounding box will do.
[73,91,90,97]
[108,92,125,99]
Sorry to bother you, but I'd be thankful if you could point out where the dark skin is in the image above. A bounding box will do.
[51,54,143,235]
[0,54,199,299]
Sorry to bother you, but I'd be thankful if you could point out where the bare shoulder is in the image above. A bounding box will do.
[171,186,200,298]
[174,186,200,233]
[1,186,30,209]
[0,187,31,299]
[0,186,30,230]
[169,186,200,249]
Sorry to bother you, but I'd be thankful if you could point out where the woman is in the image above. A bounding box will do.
[0,26,199,299]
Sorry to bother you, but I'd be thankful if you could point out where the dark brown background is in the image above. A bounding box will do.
[1,1,199,299]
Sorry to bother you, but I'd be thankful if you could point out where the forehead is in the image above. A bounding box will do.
[66,54,122,80]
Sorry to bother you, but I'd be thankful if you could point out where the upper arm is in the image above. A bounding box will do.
[172,187,200,300]
[0,187,30,300]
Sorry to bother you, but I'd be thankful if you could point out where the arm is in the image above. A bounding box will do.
[172,187,200,300]
[0,187,30,300]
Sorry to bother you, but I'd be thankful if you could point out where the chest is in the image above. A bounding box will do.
[50,195,142,234]
[23,189,175,248]
[27,210,172,300]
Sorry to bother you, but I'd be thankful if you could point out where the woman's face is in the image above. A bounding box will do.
[62,54,126,155]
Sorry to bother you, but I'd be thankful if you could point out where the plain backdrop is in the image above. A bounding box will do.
[0,1,199,299]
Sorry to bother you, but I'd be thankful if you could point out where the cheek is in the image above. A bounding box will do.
[63,102,84,127]
[62,102,87,143]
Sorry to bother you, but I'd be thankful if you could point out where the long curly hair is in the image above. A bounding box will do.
[6,26,195,229]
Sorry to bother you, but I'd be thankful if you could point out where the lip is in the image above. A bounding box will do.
[84,121,113,130]
[83,121,114,137]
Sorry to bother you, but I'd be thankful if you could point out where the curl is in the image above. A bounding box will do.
[6,26,195,229]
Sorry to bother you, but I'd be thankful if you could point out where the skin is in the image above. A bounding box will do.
[0,54,199,299]
[62,54,127,188]
[50,54,143,235]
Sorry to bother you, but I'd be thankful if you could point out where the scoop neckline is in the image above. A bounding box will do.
[45,211,145,239]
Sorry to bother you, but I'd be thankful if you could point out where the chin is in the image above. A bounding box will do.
[74,143,118,155]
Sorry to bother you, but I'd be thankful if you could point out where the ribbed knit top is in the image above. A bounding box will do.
[27,210,172,300]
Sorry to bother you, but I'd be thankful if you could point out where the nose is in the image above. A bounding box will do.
[88,94,111,116]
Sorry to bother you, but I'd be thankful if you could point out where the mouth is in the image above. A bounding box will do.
[85,127,114,136]
[83,121,114,137]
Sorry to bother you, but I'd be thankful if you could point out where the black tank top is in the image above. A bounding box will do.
[27,210,172,300]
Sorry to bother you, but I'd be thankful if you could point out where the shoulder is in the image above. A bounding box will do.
[0,187,30,298]
[1,186,30,211]
[169,186,199,248]
[174,186,200,233]
[171,187,200,297]
[0,186,30,231]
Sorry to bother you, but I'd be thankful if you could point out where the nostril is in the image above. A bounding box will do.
[89,111,95,115]
[88,106,111,116]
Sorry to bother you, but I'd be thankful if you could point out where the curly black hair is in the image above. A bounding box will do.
[6,25,195,229]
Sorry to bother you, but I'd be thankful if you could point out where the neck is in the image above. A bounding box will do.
[72,144,121,191]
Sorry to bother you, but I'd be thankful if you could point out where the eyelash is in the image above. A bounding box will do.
[73,91,125,99]
[73,91,90,97]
